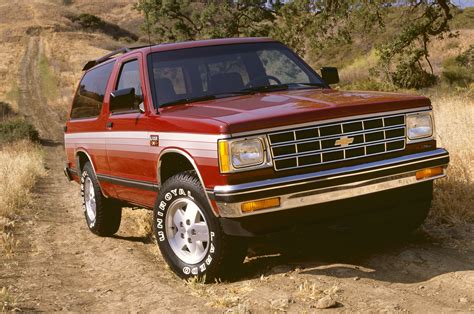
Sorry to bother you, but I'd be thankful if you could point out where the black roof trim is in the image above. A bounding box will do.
[82,45,155,71]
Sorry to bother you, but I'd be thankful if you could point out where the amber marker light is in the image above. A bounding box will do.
[218,140,231,173]
[416,166,443,180]
[241,197,280,213]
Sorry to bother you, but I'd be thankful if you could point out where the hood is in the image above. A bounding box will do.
[160,89,430,134]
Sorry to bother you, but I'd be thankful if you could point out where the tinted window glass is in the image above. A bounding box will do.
[70,61,114,119]
[113,59,143,112]
[149,42,323,107]
[257,49,310,84]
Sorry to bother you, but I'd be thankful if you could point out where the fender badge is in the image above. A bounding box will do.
[335,136,354,147]
[150,135,159,146]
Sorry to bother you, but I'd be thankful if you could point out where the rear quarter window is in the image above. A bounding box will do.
[70,61,114,119]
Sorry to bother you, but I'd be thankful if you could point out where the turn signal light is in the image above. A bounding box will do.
[416,166,443,180]
[241,197,280,213]
[218,140,230,173]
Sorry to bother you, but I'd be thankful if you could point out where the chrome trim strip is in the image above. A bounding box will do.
[230,107,431,137]
[213,148,448,196]
[216,169,446,217]
[66,131,230,142]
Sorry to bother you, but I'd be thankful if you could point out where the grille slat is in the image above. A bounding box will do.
[268,114,406,171]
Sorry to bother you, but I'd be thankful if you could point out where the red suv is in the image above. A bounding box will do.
[64,37,449,280]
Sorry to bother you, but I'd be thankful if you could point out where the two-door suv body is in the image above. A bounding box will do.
[64,38,449,280]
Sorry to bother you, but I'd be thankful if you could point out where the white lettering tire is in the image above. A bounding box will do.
[154,171,247,282]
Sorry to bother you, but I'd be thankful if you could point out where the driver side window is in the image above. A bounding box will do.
[113,59,143,113]
[257,50,310,84]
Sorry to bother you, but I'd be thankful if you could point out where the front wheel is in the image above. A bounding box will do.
[154,172,247,282]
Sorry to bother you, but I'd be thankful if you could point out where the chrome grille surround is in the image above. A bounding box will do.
[268,114,406,171]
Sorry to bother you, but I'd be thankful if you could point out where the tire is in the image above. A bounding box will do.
[81,162,122,236]
[154,171,247,282]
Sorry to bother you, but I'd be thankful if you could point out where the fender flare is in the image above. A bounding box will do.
[158,148,219,216]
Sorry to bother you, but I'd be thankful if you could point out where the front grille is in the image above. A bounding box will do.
[268,114,406,171]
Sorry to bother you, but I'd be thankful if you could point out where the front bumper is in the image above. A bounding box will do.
[207,148,449,218]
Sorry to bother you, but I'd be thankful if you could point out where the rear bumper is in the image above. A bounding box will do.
[208,148,449,218]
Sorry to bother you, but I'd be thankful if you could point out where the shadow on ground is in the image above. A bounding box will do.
[240,223,473,284]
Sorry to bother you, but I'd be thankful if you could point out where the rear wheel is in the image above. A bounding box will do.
[81,162,122,236]
[154,171,247,282]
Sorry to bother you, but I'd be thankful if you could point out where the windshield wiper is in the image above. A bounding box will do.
[159,91,249,108]
[289,82,326,89]
[241,84,289,93]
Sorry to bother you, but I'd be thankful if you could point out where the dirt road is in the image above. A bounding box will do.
[1,4,473,312]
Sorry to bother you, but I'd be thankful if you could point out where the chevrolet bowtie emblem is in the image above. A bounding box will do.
[335,136,354,147]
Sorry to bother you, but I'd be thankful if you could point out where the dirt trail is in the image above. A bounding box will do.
[1,1,473,311]
[7,34,211,312]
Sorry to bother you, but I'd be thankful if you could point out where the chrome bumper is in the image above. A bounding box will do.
[208,149,449,218]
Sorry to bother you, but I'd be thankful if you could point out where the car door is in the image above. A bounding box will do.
[105,53,158,206]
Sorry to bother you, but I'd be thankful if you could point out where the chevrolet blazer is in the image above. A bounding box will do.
[64,37,449,280]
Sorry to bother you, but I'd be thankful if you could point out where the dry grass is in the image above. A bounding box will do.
[0,140,45,218]
[430,92,474,223]
[0,286,18,312]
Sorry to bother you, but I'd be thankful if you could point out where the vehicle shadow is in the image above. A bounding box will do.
[112,234,152,244]
[239,223,473,284]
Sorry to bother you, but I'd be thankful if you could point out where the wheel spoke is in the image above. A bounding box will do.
[174,234,188,251]
[191,222,209,242]
[173,208,186,231]
[184,202,200,225]
[186,240,197,254]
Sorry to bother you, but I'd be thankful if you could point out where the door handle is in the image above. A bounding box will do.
[106,121,113,129]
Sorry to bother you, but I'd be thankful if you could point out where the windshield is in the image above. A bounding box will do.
[148,42,325,108]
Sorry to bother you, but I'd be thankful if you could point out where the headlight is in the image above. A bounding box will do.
[406,112,433,140]
[218,137,269,173]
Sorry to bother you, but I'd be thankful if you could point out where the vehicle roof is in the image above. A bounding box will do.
[84,37,277,72]
[144,37,276,54]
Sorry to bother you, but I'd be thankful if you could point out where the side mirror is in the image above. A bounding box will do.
[110,88,136,113]
[321,67,340,85]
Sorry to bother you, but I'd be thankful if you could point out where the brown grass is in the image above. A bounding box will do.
[0,140,45,218]
[0,286,18,312]
[429,92,474,223]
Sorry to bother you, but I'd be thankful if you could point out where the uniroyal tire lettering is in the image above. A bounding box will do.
[199,263,206,272]
[210,243,215,253]
[191,267,198,275]
[183,267,191,275]
[206,255,212,265]
[158,231,165,242]
[157,218,163,229]
[159,201,167,211]
[165,193,172,201]
[179,188,185,196]
[171,189,178,196]
[187,191,194,200]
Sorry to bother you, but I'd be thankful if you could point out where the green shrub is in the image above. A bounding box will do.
[441,45,474,87]
[391,62,437,89]
[0,102,14,121]
[66,13,138,41]
[0,118,39,144]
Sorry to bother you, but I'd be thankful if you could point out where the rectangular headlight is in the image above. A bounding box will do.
[218,137,269,173]
[406,112,433,140]
[231,138,264,168]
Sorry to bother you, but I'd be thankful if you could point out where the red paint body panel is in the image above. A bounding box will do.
[64,37,434,211]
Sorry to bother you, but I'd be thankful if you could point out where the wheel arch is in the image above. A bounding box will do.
[75,149,96,174]
[158,148,218,216]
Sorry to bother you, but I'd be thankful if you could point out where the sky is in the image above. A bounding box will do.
[454,0,474,7]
